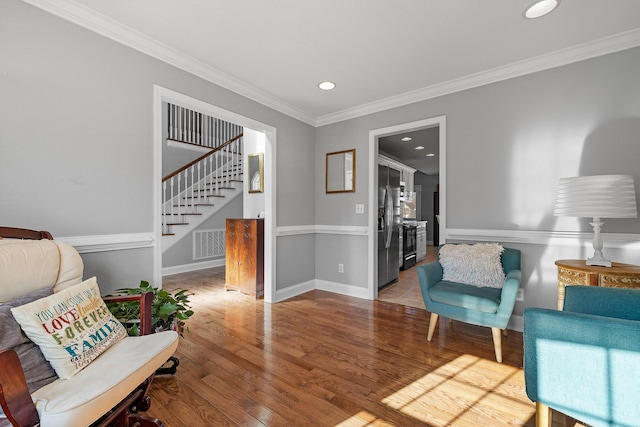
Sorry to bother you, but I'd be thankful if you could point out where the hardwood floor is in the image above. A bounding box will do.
[145,265,574,426]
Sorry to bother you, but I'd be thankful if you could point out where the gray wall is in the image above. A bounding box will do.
[2,0,639,311]
[0,0,316,295]
[414,172,439,241]
[316,46,640,313]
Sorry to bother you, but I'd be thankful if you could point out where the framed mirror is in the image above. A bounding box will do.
[248,152,264,193]
[326,149,355,193]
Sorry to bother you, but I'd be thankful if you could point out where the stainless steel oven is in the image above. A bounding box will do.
[401,224,417,270]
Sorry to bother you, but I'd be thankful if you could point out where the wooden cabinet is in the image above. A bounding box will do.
[225,218,264,298]
[555,260,640,310]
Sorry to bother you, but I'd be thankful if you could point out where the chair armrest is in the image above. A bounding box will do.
[0,350,40,427]
[495,269,521,326]
[417,262,443,289]
[524,308,640,425]
[500,269,521,301]
[0,226,53,240]
[417,262,444,304]
[564,285,640,320]
[104,291,153,336]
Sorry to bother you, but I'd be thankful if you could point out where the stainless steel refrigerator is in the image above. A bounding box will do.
[378,164,401,288]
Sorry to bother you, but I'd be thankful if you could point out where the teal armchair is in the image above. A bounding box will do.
[524,285,640,427]
[417,245,521,363]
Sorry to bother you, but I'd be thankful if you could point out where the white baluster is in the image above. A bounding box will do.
[178,106,183,141]
[237,138,240,181]
[211,155,216,197]
[167,103,172,140]
[162,180,167,234]
[197,162,202,205]
[220,149,225,193]
[182,107,186,141]
[185,165,195,212]
[186,109,190,143]
[190,109,194,143]
[169,177,175,226]
[177,173,183,222]
[203,114,207,148]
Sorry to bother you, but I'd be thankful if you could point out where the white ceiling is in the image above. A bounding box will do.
[379,127,440,176]
[29,0,640,126]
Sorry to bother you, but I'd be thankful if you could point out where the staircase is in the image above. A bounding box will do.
[161,104,243,251]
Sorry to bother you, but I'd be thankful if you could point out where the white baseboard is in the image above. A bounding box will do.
[315,280,372,300]
[275,280,316,302]
[275,279,372,302]
[162,258,225,276]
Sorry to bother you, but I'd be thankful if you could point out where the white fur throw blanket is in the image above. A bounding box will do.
[440,243,506,288]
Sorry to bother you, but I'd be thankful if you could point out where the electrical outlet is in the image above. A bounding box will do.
[338,263,344,273]
[516,288,524,302]
[355,204,365,214]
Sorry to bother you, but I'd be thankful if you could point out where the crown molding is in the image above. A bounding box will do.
[21,0,640,128]
[21,0,316,126]
[315,28,640,127]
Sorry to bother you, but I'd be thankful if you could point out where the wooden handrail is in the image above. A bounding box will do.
[162,133,243,182]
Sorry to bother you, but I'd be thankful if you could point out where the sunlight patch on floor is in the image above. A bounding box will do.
[334,410,389,426]
[381,354,536,426]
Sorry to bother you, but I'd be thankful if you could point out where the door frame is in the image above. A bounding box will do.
[367,116,446,300]
[153,85,278,303]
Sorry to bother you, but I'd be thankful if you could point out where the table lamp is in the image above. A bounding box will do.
[554,174,637,267]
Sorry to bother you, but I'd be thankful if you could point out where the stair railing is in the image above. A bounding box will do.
[162,133,243,235]
[167,104,240,149]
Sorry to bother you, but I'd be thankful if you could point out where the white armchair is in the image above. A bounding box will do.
[0,228,179,427]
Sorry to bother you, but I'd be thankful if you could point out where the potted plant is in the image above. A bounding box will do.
[106,281,194,337]
[106,281,194,376]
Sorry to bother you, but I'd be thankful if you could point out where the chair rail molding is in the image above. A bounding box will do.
[57,233,155,253]
[277,225,369,237]
[446,228,640,249]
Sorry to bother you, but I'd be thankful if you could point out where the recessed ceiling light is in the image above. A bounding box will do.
[318,81,336,91]
[401,137,412,142]
[415,146,425,150]
[426,153,435,157]
[524,0,559,19]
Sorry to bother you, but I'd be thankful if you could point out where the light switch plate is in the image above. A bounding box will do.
[355,204,365,214]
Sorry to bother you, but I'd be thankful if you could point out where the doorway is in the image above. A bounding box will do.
[153,85,278,303]
[367,116,446,300]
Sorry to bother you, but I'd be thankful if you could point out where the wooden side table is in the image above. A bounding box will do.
[555,260,640,310]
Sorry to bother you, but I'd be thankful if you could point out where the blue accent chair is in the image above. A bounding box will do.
[417,245,521,363]
[524,285,640,427]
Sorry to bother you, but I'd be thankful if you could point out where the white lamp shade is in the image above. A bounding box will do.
[554,174,638,219]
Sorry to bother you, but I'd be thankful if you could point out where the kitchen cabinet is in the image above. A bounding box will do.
[225,218,264,298]
[378,154,415,193]
[400,169,414,194]
[416,221,427,261]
